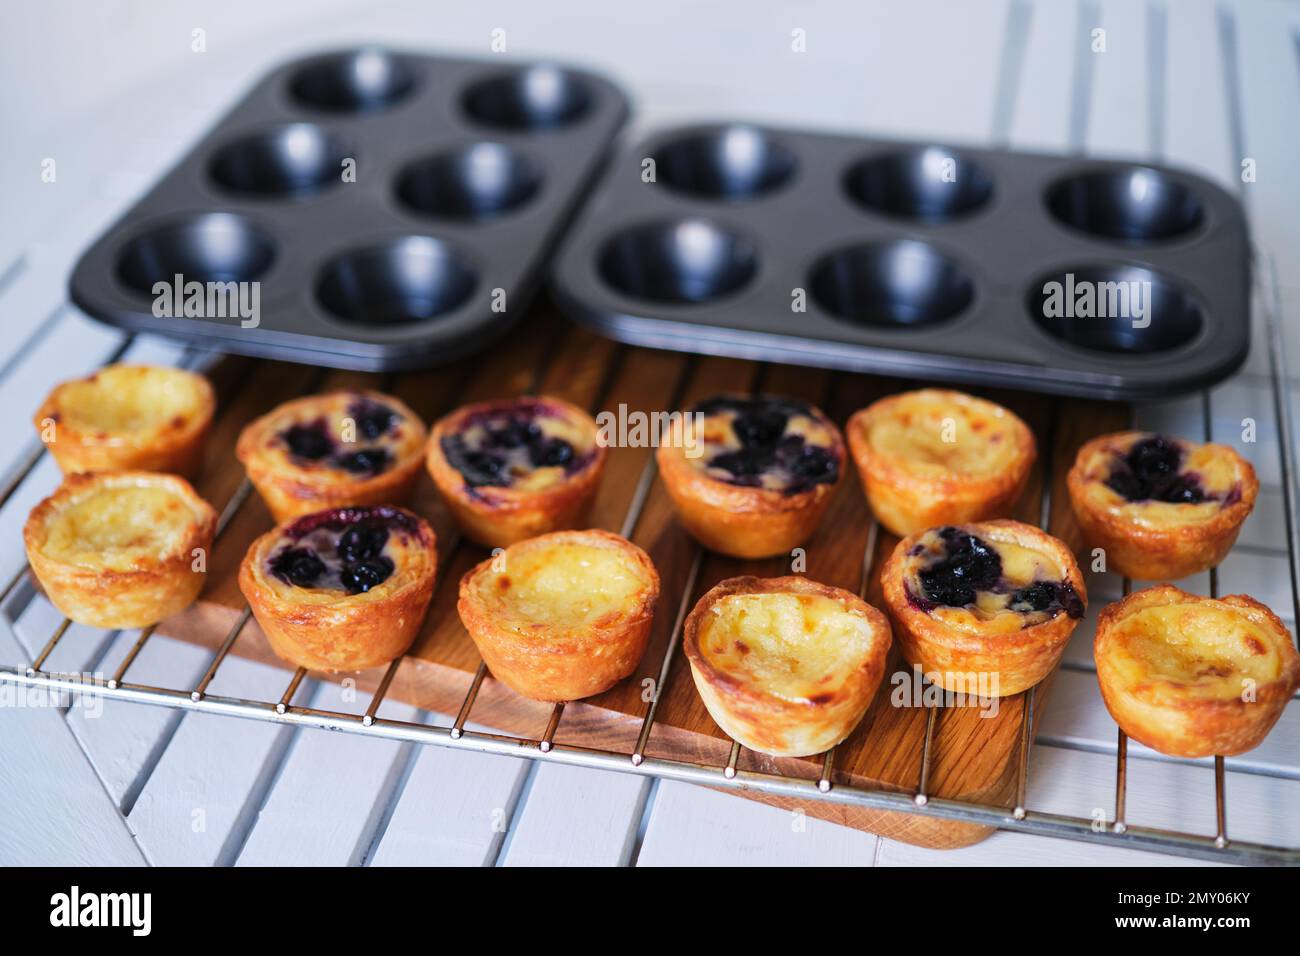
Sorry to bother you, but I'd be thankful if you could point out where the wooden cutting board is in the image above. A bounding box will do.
[159,302,1128,849]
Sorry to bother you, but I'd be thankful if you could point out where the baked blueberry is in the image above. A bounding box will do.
[339,557,395,594]
[283,420,334,461]
[351,399,399,441]
[270,547,327,588]
[335,447,391,475]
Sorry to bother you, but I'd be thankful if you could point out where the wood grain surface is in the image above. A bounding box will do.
[157,302,1129,848]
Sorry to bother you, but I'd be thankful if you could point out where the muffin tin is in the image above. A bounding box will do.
[550,123,1251,400]
[69,48,629,370]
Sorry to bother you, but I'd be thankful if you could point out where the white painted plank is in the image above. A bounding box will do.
[1163,0,1234,187]
[500,763,649,867]
[1008,0,1080,152]
[65,633,213,814]
[236,687,421,867]
[1084,0,1150,159]
[636,781,878,866]
[126,654,300,866]
[369,723,530,867]
[1233,0,1300,289]
[0,617,144,865]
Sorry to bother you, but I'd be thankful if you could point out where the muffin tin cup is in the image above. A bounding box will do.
[551,123,1250,400]
[70,48,629,371]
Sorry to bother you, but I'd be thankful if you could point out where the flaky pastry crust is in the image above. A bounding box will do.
[1094,585,1299,757]
[239,506,437,672]
[237,390,426,523]
[35,364,215,478]
[655,398,844,559]
[1067,431,1258,580]
[881,520,1086,697]
[457,529,659,701]
[847,389,1036,537]
[24,470,217,629]
[427,395,606,548]
[683,575,891,757]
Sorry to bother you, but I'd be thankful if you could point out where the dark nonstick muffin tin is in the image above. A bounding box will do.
[70,48,629,370]
[550,123,1251,400]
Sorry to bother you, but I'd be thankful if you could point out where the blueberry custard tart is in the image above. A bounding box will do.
[847,389,1036,537]
[427,395,606,548]
[35,364,215,479]
[655,394,844,559]
[240,505,437,672]
[880,520,1087,697]
[237,391,427,523]
[1095,585,1298,758]
[683,575,891,757]
[1067,431,1257,581]
[24,471,217,629]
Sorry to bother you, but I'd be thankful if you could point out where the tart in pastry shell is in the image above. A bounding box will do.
[683,575,891,757]
[656,395,844,559]
[1094,585,1299,758]
[428,395,606,548]
[457,529,659,701]
[847,389,1035,537]
[239,505,437,672]
[35,364,215,478]
[1067,431,1257,580]
[237,390,427,523]
[24,471,217,629]
[881,520,1086,697]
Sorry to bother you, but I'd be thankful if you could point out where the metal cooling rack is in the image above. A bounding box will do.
[2,260,1298,867]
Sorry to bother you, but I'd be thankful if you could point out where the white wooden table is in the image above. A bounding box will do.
[2,0,1299,867]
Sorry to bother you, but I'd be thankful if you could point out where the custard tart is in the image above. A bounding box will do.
[428,395,606,548]
[237,391,426,523]
[24,471,217,629]
[880,520,1086,697]
[1095,585,1299,757]
[656,394,844,559]
[35,364,215,478]
[683,575,891,757]
[240,505,437,672]
[1068,432,1258,580]
[847,389,1035,537]
[457,529,659,701]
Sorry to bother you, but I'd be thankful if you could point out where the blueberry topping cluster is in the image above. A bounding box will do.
[267,507,412,595]
[694,396,839,495]
[284,420,334,461]
[441,408,581,489]
[1105,435,1207,504]
[278,398,401,477]
[912,526,1083,620]
[917,527,1001,608]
